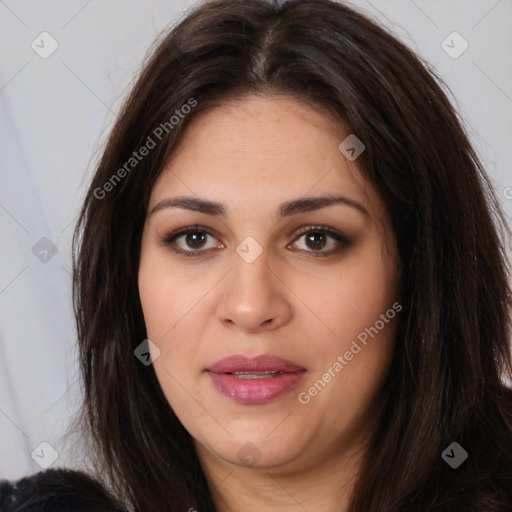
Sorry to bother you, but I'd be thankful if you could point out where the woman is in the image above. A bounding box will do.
[2,0,511,510]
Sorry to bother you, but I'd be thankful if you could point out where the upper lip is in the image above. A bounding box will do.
[207,354,306,374]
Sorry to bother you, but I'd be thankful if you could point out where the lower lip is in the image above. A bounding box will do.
[207,371,306,404]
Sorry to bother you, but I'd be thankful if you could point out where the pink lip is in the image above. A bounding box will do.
[206,354,307,404]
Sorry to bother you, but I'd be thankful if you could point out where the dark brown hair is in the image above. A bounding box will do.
[72,0,512,510]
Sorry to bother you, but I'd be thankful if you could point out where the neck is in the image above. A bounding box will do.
[196,438,366,512]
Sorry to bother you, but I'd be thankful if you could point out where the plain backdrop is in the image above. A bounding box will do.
[1,0,511,480]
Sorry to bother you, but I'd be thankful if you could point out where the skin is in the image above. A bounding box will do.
[138,95,400,511]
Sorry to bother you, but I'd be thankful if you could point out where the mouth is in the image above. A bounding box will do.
[227,370,285,379]
[206,354,307,404]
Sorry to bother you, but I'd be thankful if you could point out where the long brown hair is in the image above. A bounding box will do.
[72,1,512,510]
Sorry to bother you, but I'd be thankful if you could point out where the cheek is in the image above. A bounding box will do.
[138,266,205,411]
[137,254,218,401]
[138,250,215,342]
[294,238,398,407]
[294,242,397,347]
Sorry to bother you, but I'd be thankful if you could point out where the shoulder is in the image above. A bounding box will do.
[0,468,126,512]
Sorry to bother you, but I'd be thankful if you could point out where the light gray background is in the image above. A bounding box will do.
[1,0,511,479]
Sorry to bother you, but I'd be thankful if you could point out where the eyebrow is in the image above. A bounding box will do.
[148,194,368,219]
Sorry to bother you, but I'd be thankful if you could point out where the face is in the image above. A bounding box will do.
[138,95,400,475]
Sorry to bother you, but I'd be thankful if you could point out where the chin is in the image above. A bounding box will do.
[196,428,306,471]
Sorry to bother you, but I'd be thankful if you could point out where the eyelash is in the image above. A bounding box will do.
[161,224,352,258]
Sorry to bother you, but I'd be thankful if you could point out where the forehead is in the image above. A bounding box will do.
[150,95,378,218]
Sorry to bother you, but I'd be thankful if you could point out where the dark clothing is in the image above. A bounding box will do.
[0,469,125,512]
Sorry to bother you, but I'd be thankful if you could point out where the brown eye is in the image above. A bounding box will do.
[304,232,328,250]
[162,226,223,257]
[185,231,207,249]
[290,226,351,256]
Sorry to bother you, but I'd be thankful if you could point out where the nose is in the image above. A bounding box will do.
[215,250,292,334]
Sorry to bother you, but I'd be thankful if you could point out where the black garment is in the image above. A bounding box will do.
[0,469,125,512]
